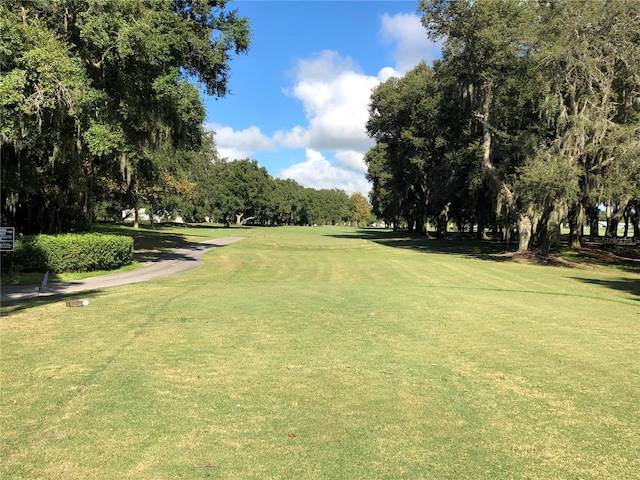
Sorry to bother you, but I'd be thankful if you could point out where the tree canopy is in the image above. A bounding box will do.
[366,0,640,252]
[1,0,250,233]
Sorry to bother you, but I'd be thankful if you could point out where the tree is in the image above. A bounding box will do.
[297,188,350,226]
[212,159,272,225]
[347,192,372,228]
[363,0,640,253]
[1,0,250,233]
[514,154,580,254]
[365,144,402,230]
[268,178,306,225]
[1,3,97,233]
[419,0,540,250]
[532,0,640,247]
[366,63,443,235]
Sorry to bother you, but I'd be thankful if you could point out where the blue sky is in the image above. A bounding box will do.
[203,0,442,195]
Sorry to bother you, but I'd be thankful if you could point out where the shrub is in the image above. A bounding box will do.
[2,233,134,273]
[2,237,48,273]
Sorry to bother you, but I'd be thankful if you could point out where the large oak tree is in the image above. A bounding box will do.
[1,0,250,233]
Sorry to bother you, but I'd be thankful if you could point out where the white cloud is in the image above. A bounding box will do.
[205,123,275,160]
[335,150,367,173]
[292,50,362,88]
[379,13,442,73]
[377,66,402,82]
[277,50,379,154]
[279,149,371,195]
[217,146,251,161]
[203,14,441,194]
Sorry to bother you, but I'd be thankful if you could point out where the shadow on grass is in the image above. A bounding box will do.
[0,290,104,316]
[328,229,516,259]
[330,229,640,271]
[171,223,252,230]
[94,223,249,263]
[560,243,640,274]
[571,277,640,300]
[95,224,192,251]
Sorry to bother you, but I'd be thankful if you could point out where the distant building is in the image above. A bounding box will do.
[122,208,184,224]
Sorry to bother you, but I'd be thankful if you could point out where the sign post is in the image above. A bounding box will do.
[0,227,15,252]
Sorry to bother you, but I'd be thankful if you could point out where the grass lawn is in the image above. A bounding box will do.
[1,226,638,479]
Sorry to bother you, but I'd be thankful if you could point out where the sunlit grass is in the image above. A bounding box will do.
[1,226,638,479]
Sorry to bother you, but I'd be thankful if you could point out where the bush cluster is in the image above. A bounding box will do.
[3,233,134,273]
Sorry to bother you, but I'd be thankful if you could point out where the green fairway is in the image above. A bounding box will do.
[1,226,638,479]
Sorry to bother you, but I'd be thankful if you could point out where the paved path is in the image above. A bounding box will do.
[1,237,246,303]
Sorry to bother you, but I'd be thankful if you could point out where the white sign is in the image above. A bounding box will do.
[0,227,15,252]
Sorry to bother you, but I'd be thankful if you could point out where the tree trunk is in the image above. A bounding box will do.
[537,218,561,256]
[623,207,630,238]
[479,85,531,252]
[436,202,450,239]
[236,213,256,225]
[407,213,416,233]
[516,214,532,252]
[587,204,599,239]
[501,222,511,244]
[606,197,631,238]
[476,219,488,240]
[134,207,139,229]
[569,224,582,249]
[537,204,566,256]
[568,201,584,249]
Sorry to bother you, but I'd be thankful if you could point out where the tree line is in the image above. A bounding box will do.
[365,0,639,253]
[107,135,372,228]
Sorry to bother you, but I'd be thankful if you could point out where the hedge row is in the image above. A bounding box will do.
[3,233,134,273]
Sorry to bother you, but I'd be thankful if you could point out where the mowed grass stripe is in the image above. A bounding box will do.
[1,226,638,479]
[196,228,636,305]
